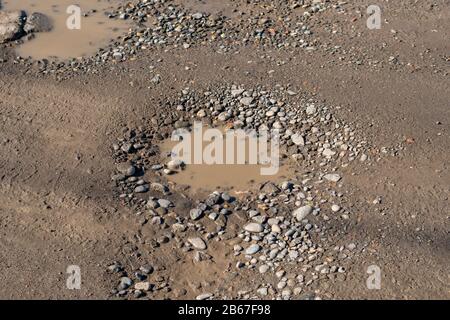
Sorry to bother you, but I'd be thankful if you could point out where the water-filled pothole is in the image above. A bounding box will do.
[4,0,128,60]
[160,123,293,195]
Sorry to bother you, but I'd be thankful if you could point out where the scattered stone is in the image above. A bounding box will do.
[293,205,313,221]
[245,244,261,255]
[196,293,212,300]
[134,282,152,291]
[134,185,149,193]
[291,133,305,146]
[157,199,172,208]
[244,223,264,233]
[190,208,203,220]
[167,159,185,171]
[324,173,341,182]
[331,204,341,212]
[118,277,133,290]
[116,163,136,176]
[188,237,207,250]
[23,12,53,33]
[0,11,25,43]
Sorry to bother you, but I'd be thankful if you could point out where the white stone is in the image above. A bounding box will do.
[293,205,313,221]
[244,223,263,233]
[324,173,341,182]
[245,244,261,255]
[188,237,207,250]
[291,133,305,146]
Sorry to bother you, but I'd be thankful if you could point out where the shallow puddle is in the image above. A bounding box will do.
[4,0,128,60]
[160,124,292,194]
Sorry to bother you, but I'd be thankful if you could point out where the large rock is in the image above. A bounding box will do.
[24,12,53,33]
[0,11,26,43]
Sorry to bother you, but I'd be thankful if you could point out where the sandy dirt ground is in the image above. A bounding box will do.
[0,0,448,299]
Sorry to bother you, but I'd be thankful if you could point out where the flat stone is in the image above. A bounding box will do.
[157,199,172,208]
[324,173,341,182]
[245,244,261,255]
[134,282,152,291]
[231,89,245,97]
[257,287,268,296]
[188,237,207,250]
[167,159,185,171]
[293,205,313,221]
[291,133,305,146]
[116,163,136,176]
[244,223,264,233]
[190,208,203,220]
[259,265,269,273]
[323,149,336,157]
[240,97,254,106]
[191,12,204,19]
[306,105,317,115]
[196,293,212,300]
[134,185,149,193]
[118,277,133,290]
[331,204,341,212]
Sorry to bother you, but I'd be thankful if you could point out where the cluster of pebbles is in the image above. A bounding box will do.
[10,0,340,74]
[170,85,368,166]
[105,86,369,299]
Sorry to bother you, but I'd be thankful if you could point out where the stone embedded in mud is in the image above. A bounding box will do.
[116,163,136,176]
[231,89,245,97]
[196,293,212,300]
[188,237,207,250]
[134,282,152,291]
[217,111,231,121]
[150,182,169,193]
[244,222,264,233]
[291,133,305,146]
[323,173,341,182]
[134,185,149,193]
[261,181,281,194]
[157,199,172,209]
[322,148,336,157]
[191,12,204,20]
[245,244,261,255]
[167,159,185,171]
[0,11,26,44]
[331,204,341,212]
[118,277,133,290]
[190,208,203,220]
[23,12,53,33]
[240,97,254,106]
[293,205,313,221]
[306,104,317,115]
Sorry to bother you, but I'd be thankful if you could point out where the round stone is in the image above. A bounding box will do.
[291,133,305,146]
[116,163,136,176]
[190,208,203,220]
[188,237,207,250]
[331,204,341,212]
[167,159,185,171]
[244,223,263,233]
[245,244,261,255]
[293,205,313,221]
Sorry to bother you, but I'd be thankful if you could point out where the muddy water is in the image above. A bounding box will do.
[160,125,292,194]
[4,0,128,60]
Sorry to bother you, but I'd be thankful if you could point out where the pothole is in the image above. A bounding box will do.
[160,123,293,195]
[4,0,128,60]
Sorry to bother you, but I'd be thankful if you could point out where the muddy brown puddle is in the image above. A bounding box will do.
[160,124,293,195]
[4,0,128,60]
